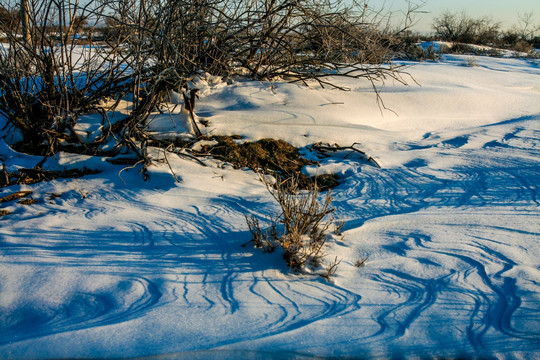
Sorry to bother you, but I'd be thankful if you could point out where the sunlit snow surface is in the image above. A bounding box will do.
[1,54,539,359]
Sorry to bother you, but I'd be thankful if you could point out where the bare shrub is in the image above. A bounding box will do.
[0,0,422,179]
[334,219,346,236]
[245,213,277,253]
[432,11,500,45]
[108,0,420,106]
[272,176,335,269]
[246,174,343,275]
[0,0,137,160]
[432,10,539,53]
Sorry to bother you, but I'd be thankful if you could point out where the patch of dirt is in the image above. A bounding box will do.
[18,198,36,205]
[206,136,339,190]
[1,167,100,188]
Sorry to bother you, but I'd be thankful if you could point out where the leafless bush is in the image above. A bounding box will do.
[432,10,539,53]
[109,0,420,100]
[246,174,343,274]
[0,0,138,160]
[271,176,335,269]
[0,0,422,176]
[433,11,501,45]
[512,40,533,53]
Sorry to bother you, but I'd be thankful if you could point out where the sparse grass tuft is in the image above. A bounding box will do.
[334,219,346,236]
[354,256,369,268]
[320,257,342,280]
[465,56,479,67]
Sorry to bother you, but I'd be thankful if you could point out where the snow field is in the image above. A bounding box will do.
[0,53,539,359]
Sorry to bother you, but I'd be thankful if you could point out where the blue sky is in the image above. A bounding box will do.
[368,0,540,33]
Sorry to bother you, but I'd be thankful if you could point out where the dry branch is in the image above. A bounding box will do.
[309,142,381,168]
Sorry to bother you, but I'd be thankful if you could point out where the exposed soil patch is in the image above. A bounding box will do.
[206,136,339,190]
[1,167,100,188]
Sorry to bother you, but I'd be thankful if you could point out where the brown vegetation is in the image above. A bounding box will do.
[202,136,340,190]
[246,175,342,275]
[0,167,99,188]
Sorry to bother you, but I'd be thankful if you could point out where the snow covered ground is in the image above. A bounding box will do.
[1,53,539,359]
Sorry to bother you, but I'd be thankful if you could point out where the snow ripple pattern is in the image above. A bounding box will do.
[0,114,539,358]
[326,122,540,356]
[0,198,360,354]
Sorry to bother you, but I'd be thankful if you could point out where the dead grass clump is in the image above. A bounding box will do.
[513,40,533,53]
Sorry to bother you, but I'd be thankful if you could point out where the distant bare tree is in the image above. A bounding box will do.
[432,10,500,45]
[515,12,540,43]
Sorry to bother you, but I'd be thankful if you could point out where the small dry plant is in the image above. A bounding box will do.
[320,256,342,280]
[245,214,278,253]
[465,56,479,67]
[354,256,369,268]
[246,174,342,276]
